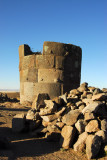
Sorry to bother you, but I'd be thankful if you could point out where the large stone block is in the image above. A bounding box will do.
[43,41,82,56]
[38,69,63,83]
[24,82,34,102]
[21,55,36,70]
[33,83,62,99]
[36,55,55,69]
[19,44,33,58]
[55,56,65,69]
[20,82,24,95]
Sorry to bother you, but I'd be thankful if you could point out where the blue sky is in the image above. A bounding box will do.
[0,0,107,90]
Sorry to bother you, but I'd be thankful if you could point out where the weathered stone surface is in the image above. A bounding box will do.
[19,42,82,104]
[86,135,101,159]
[82,102,101,115]
[101,119,107,131]
[56,122,65,129]
[92,93,107,101]
[38,69,63,83]
[60,125,76,149]
[82,99,93,105]
[84,111,95,121]
[12,114,26,132]
[93,88,103,95]
[33,83,62,99]
[74,132,88,152]
[32,93,50,110]
[75,119,85,134]
[95,130,107,143]
[70,89,80,96]
[77,82,88,92]
[55,56,65,69]
[36,55,55,69]
[62,109,80,126]
[47,125,61,133]
[85,120,99,133]
[59,93,68,104]
[52,97,63,107]
[26,109,36,120]
[41,107,65,122]
[39,100,57,115]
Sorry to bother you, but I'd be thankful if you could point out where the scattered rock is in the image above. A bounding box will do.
[60,125,76,149]
[85,120,99,133]
[74,132,88,152]
[86,135,101,159]
[75,119,85,134]
[101,119,107,131]
[62,109,80,126]
[32,93,50,110]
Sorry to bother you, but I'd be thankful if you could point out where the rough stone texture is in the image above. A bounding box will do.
[85,120,99,133]
[101,119,107,131]
[75,119,85,134]
[82,101,101,115]
[84,111,95,121]
[19,41,82,104]
[95,130,107,143]
[62,109,80,126]
[32,93,50,110]
[92,93,107,101]
[74,132,88,152]
[60,125,76,149]
[86,135,101,159]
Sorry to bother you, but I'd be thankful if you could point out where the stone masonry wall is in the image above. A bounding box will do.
[19,41,82,104]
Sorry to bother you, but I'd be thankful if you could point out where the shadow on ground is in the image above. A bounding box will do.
[0,127,60,160]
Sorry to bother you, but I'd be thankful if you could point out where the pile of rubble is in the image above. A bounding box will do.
[0,92,19,102]
[12,82,107,159]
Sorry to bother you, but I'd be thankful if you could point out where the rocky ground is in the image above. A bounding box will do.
[0,84,107,160]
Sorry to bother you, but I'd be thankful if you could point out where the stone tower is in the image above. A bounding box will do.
[19,41,82,104]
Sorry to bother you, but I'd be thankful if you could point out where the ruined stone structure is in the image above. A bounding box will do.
[19,41,82,104]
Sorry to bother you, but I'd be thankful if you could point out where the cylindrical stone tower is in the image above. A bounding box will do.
[19,41,82,104]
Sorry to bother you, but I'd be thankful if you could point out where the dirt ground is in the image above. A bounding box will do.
[0,100,107,160]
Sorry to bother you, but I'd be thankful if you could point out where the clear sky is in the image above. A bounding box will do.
[0,0,107,90]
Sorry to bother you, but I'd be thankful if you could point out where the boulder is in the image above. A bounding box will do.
[77,82,88,92]
[86,135,101,159]
[95,130,107,144]
[26,109,36,120]
[41,107,65,122]
[84,111,95,121]
[74,132,88,152]
[85,120,99,133]
[39,100,57,115]
[60,125,76,149]
[101,119,107,131]
[47,125,61,133]
[93,88,103,95]
[75,119,85,134]
[92,93,107,101]
[62,109,80,126]
[82,102,101,115]
[12,113,26,132]
[59,93,67,104]
[32,93,50,110]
